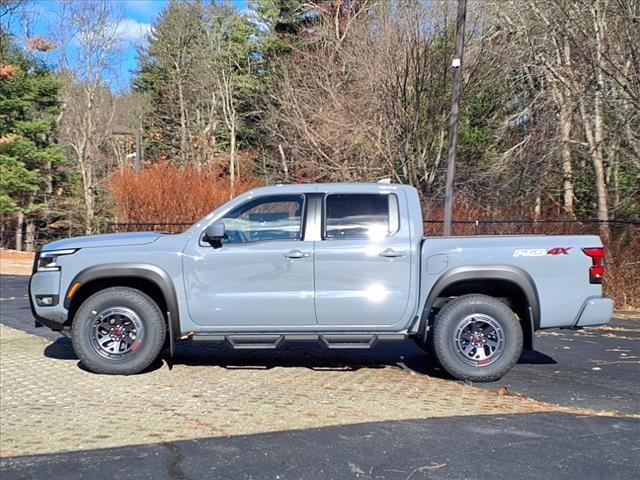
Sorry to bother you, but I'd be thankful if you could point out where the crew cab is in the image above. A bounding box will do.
[29,183,613,381]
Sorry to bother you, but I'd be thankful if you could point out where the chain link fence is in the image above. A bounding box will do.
[103,222,192,233]
[2,218,636,246]
[103,218,639,309]
[2,217,637,308]
[423,219,638,236]
[101,219,638,236]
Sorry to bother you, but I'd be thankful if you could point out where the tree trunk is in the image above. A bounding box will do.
[591,122,609,224]
[612,155,620,213]
[44,160,53,195]
[577,93,609,238]
[81,162,95,235]
[559,105,575,217]
[84,187,95,235]
[15,211,24,251]
[278,144,289,182]
[177,80,188,164]
[548,40,575,218]
[25,218,35,252]
[534,193,542,220]
[229,123,236,192]
[591,0,609,238]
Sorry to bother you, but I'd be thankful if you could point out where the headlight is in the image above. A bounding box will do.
[37,249,78,271]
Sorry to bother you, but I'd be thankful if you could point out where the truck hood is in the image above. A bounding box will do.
[42,232,163,251]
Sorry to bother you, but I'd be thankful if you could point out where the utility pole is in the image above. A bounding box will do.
[443,0,467,236]
[134,128,142,173]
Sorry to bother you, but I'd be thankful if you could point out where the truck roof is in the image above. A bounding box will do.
[244,182,416,196]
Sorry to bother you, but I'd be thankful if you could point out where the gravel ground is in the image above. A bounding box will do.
[1,268,637,459]
[0,322,584,457]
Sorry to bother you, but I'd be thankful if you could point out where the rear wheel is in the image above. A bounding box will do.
[71,287,166,375]
[430,294,523,382]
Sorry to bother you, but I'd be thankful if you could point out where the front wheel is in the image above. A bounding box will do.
[430,294,523,382]
[71,287,166,375]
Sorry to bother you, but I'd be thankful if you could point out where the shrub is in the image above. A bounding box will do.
[108,163,258,232]
[423,210,639,310]
[604,230,640,310]
[110,172,638,309]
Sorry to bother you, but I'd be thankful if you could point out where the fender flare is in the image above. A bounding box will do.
[64,263,181,340]
[421,265,540,348]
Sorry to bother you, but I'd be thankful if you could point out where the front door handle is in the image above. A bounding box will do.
[379,248,406,258]
[283,249,309,259]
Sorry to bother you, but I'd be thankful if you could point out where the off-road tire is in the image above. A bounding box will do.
[430,294,523,382]
[71,287,166,375]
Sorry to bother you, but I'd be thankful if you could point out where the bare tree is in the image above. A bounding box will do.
[261,1,484,195]
[52,0,122,234]
[204,3,259,189]
[497,0,640,232]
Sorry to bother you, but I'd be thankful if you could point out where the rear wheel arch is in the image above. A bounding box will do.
[420,266,539,350]
[65,264,181,340]
[430,293,524,382]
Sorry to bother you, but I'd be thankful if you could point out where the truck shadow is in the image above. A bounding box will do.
[168,340,411,373]
[43,337,556,379]
[43,336,78,360]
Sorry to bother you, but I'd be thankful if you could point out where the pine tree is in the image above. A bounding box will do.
[136,0,261,172]
[0,28,65,250]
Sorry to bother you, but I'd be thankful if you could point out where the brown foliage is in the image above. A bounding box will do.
[604,231,640,310]
[423,205,639,309]
[24,36,57,53]
[0,134,19,145]
[108,163,258,231]
[0,64,17,81]
[108,166,638,308]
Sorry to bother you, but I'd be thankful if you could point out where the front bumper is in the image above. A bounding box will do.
[574,297,613,327]
[29,252,68,331]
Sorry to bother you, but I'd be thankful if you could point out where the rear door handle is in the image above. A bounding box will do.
[283,249,310,259]
[379,248,406,258]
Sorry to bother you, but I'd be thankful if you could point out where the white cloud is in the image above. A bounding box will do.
[115,18,151,43]
[123,0,164,16]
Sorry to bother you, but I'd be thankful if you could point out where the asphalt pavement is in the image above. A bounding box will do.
[0,275,60,341]
[476,317,640,414]
[1,412,638,480]
[1,273,639,479]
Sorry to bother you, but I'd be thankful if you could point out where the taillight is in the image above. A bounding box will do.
[582,247,605,284]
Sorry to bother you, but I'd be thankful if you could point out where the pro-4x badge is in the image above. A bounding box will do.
[513,247,572,257]
[546,247,572,255]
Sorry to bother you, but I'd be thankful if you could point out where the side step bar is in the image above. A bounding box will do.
[320,334,378,349]
[191,333,407,350]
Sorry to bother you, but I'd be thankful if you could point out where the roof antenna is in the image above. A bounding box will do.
[377,177,392,184]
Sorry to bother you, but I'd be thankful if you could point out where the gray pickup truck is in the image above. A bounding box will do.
[29,183,613,381]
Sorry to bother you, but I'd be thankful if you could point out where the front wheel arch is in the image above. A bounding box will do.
[65,264,181,340]
[71,286,167,374]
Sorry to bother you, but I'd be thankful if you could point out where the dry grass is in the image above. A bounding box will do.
[0,249,34,275]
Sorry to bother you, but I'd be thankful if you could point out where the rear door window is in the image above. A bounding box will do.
[324,194,398,240]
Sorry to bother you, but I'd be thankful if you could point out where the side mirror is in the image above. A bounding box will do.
[204,221,225,248]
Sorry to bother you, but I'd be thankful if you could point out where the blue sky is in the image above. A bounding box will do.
[9,0,249,91]
[118,0,170,89]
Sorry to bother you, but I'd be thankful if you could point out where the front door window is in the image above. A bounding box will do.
[222,195,304,244]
